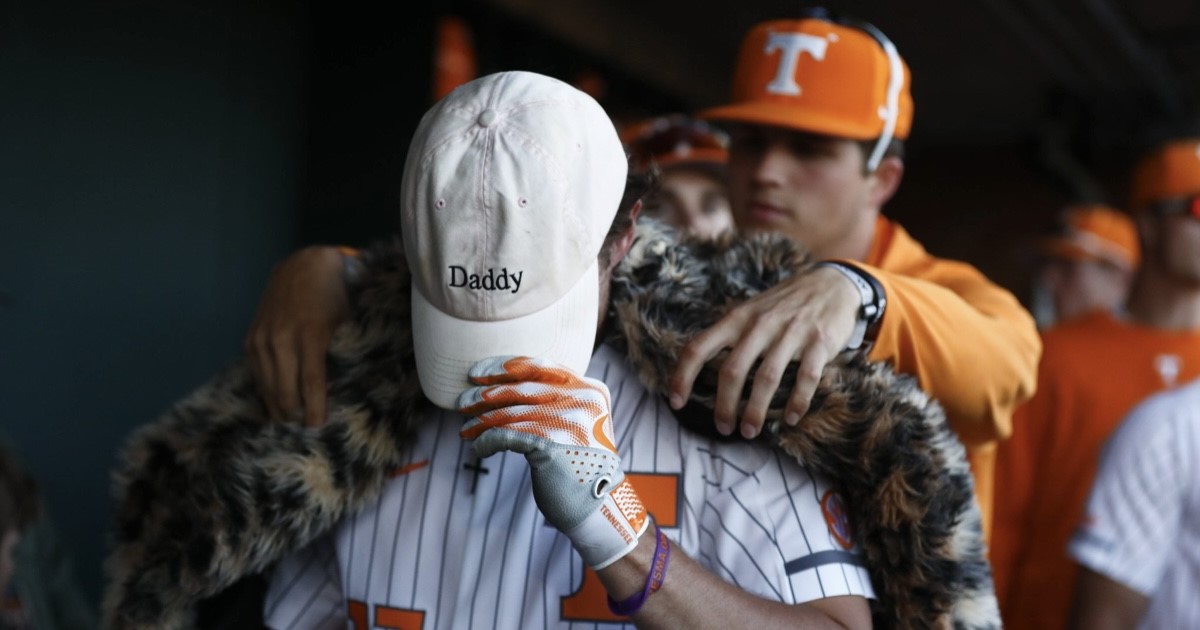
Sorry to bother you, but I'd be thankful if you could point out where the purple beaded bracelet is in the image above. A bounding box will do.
[606,524,671,616]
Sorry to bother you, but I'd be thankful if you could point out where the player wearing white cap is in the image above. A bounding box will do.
[264,71,872,629]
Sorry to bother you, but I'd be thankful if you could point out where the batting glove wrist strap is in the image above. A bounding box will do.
[567,478,650,569]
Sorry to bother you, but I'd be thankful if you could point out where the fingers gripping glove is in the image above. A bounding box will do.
[458,356,649,569]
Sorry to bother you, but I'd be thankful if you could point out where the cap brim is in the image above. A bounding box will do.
[1037,237,1135,269]
[699,101,881,141]
[411,261,600,409]
[653,148,728,170]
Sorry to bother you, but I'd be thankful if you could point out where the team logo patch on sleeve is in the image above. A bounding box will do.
[821,490,854,549]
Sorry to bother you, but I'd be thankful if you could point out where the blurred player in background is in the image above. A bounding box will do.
[1028,204,1139,328]
[994,137,1200,629]
[621,115,734,239]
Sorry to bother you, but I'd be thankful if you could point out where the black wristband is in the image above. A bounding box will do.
[814,261,887,350]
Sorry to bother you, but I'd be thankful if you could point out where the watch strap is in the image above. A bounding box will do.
[814,261,886,351]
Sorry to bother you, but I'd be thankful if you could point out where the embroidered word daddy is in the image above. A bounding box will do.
[448,266,524,293]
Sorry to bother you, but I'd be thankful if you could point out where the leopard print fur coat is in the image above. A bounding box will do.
[102,222,999,629]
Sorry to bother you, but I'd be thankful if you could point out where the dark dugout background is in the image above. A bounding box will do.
[2,0,1196,613]
[0,0,434,606]
[0,0,679,609]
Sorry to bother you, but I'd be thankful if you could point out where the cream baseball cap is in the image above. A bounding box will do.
[400,71,627,408]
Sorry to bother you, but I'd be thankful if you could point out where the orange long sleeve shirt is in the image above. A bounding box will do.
[857,217,1042,536]
[991,311,1200,630]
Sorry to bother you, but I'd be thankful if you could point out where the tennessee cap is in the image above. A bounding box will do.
[400,71,627,408]
[1130,138,1200,213]
[700,15,912,170]
[620,114,729,174]
[1038,204,1140,270]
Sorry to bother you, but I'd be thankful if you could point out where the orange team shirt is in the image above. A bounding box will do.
[991,311,1200,630]
[856,216,1042,539]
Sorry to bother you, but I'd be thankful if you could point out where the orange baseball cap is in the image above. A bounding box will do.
[700,16,913,147]
[1038,204,1140,270]
[1130,138,1200,212]
[620,115,729,174]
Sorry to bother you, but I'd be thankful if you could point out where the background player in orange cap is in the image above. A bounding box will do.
[622,114,734,239]
[666,9,1041,537]
[1029,204,1139,328]
[992,136,1200,629]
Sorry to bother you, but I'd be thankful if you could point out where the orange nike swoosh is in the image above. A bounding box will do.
[390,460,430,478]
[593,414,617,453]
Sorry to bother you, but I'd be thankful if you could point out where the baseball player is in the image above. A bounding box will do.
[1068,377,1200,629]
[666,9,1039,539]
[993,137,1200,629]
[264,71,872,629]
[620,115,734,239]
[1028,204,1139,328]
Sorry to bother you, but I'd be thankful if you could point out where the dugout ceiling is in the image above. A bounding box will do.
[481,0,1200,152]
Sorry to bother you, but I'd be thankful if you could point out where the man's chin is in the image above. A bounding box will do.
[735,214,800,241]
[737,214,785,230]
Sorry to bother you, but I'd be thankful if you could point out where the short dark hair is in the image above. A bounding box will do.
[600,168,659,267]
[856,138,906,174]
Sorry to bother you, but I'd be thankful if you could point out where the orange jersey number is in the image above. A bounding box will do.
[348,600,425,630]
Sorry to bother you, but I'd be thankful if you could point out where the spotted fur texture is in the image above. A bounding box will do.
[610,224,998,629]
[103,223,999,629]
[103,244,427,629]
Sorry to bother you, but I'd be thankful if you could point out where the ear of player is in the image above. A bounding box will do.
[459,356,650,569]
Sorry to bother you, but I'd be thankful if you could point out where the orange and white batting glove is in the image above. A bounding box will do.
[458,356,649,569]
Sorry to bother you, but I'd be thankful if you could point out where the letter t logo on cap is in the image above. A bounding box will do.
[764,32,829,96]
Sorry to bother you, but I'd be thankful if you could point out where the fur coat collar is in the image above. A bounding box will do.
[103,222,999,629]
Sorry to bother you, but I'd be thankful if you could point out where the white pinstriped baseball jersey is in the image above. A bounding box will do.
[265,344,874,629]
[1069,378,1200,629]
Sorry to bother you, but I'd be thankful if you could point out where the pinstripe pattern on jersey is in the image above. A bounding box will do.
[265,344,873,629]
[1069,380,1200,629]
[264,536,342,629]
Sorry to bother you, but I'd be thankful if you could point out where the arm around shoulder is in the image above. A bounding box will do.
[1068,567,1147,630]
[244,245,356,426]
[862,260,1041,445]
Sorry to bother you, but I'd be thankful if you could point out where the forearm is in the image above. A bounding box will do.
[1070,601,1141,630]
[598,533,870,629]
[1068,568,1147,630]
[865,266,1041,445]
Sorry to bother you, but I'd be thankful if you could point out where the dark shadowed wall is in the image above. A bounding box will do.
[0,0,432,608]
[0,0,311,606]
